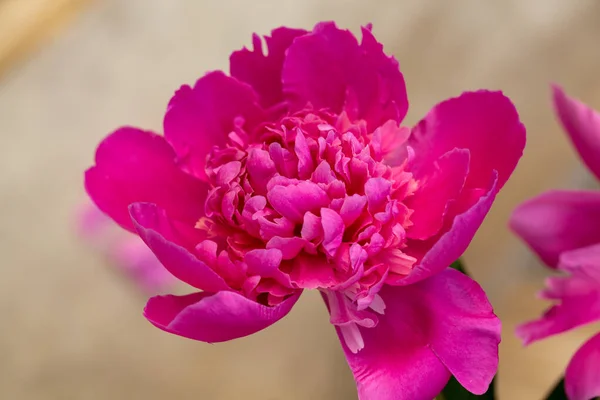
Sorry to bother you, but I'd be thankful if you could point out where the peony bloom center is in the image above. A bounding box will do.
[195,107,419,351]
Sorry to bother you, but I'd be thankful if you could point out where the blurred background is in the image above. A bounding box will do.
[1,0,600,399]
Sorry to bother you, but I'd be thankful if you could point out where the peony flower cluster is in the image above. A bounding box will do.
[85,22,526,399]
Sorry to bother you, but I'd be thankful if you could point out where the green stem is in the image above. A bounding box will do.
[544,377,566,400]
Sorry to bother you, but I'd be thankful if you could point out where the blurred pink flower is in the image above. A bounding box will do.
[76,202,174,293]
[85,22,525,400]
[511,86,600,400]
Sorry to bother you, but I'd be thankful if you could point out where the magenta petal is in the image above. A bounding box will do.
[130,203,229,292]
[289,255,337,289]
[516,244,600,345]
[244,248,291,287]
[145,290,301,343]
[510,190,600,268]
[410,90,525,191]
[230,27,307,108]
[321,208,344,257]
[371,121,410,166]
[244,248,282,274]
[301,212,323,241]
[352,335,450,400]
[400,172,498,285]
[215,161,242,186]
[246,148,277,195]
[406,149,470,240]
[416,270,501,394]
[164,71,265,180]
[294,130,314,179]
[85,127,209,232]
[333,269,499,399]
[282,22,408,129]
[266,236,306,259]
[553,85,600,179]
[565,333,600,400]
[356,26,408,127]
[560,244,600,273]
[340,194,367,226]
[267,181,330,223]
[364,177,392,213]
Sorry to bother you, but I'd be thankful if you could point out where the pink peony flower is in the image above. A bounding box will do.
[85,22,525,400]
[76,202,175,293]
[511,86,600,400]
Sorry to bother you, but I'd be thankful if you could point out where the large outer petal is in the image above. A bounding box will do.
[565,332,600,400]
[85,127,208,232]
[130,202,229,293]
[164,71,265,180]
[516,244,600,345]
[399,172,498,285]
[282,22,408,129]
[510,190,600,268]
[553,85,600,179]
[230,27,307,108]
[405,149,470,240]
[410,90,525,191]
[332,269,500,399]
[144,290,301,343]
